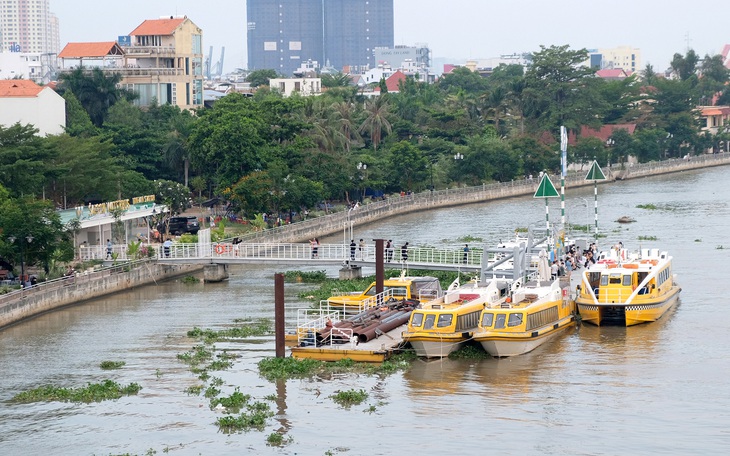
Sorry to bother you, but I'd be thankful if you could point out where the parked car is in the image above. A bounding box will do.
[159,216,200,235]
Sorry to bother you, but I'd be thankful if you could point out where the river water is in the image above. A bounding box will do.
[1,167,729,455]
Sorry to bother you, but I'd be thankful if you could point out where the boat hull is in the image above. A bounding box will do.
[577,286,680,326]
[406,334,467,358]
[476,315,576,357]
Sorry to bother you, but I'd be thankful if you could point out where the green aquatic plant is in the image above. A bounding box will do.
[638,235,658,241]
[99,360,126,370]
[13,379,141,403]
[187,319,273,343]
[184,384,204,396]
[210,388,251,412]
[448,344,489,360]
[636,203,658,210]
[266,432,293,446]
[457,235,483,242]
[215,401,274,433]
[180,275,200,284]
[330,389,368,408]
[282,270,328,282]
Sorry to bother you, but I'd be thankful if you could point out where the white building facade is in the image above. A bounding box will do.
[0,79,65,136]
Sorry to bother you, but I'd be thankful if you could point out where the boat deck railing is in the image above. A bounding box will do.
[295,308,356,348]
[324,288,396,315]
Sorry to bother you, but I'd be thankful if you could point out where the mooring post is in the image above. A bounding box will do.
[275,273,285,358]
[374,239,384,299]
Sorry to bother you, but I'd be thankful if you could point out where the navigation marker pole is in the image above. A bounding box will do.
[534,173,560,258]
[560,126,567,226]
[585,160,607,242]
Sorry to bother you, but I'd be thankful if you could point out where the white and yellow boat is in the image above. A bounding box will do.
[402,278,511,358]
[473,279,576,357]
[327,275,442,313]
[576,247,681,326]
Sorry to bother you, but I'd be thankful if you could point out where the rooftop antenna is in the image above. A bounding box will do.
[685,32,691,52]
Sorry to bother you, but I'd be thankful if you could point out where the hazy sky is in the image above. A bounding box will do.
[54,0,729,73]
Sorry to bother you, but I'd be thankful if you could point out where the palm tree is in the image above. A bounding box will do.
[331,101,361,153]
[359,96,392,150]
[163,113,194,186]
[58,68,134,127]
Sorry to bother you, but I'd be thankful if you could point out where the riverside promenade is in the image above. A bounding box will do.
[235,153,730,245]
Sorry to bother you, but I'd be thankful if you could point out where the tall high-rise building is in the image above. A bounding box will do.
[0,0,60,54]
[323,0,393,72]
[247,0,393,75]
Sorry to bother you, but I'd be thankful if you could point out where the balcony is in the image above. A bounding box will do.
[124,46,177,56]
[58,66,186,77]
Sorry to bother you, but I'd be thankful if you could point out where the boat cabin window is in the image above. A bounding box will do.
[609,273,622,285]
[481,312,494,327]
[600,275,608,286]
[507,313,523,327]
[410,313,424,327]
[437,314,453,328]
[494,313,506,329]
[423,314,435,330]
[622,275,632,286]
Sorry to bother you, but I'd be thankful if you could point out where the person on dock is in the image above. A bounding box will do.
[310,238,319,258]
[463,244,469,264]
[401,242,409,262]
[106,239,113,259]
[359,239,366,260]
[163,238,172,258]
[350,239,356,260]
[385,240,394,262]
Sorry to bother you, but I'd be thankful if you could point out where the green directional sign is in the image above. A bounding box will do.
[533,174,559,198]
[585,160,607,180]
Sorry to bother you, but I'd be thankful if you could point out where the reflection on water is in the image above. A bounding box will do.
[2,167,730,454]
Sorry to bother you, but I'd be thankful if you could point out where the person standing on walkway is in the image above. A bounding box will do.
[106,239,113,259]
[350,239,356,260]
[163,238,172,258]
[359,239,366,260]
[385,240,393,262]
[310,238,319,258]
[463,244,469,264]
[401,242,409,262]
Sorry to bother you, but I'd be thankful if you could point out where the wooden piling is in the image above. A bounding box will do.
[275,273,285,358]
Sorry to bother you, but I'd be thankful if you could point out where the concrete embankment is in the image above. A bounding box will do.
[238,153,730,244]
[0,261,203,330]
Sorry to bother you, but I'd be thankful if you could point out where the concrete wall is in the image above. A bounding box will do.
[0,261,202,330]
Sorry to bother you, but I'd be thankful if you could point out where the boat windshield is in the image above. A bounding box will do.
[508,313,523,327]
[437,314,453,328]
[423,314,436,329]
[410,313,424,327]
[481,312,494,327]
[494,314,506,329]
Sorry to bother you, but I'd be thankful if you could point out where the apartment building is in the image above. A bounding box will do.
[0,0,59,54]
[247,0,393,75]
[58,16,204,110]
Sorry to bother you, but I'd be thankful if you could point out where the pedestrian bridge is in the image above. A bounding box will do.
[153,242,488,273]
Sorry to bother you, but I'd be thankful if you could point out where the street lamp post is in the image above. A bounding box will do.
[453,153,464,187]
[605,138,614,169]
[357,162,367,201]
[8,234,33,286]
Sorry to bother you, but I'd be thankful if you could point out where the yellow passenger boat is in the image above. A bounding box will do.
[327,275,442,313]
[402,278,511,358]
[575,247,681,326]
[473,278,576,357]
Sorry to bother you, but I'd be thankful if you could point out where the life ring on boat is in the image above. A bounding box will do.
[215,244,226,255]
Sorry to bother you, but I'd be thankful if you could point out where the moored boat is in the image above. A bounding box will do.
[473,278,576,357]
[575,247,681,326]
[327,274,442,313]
[402,278,511,358]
